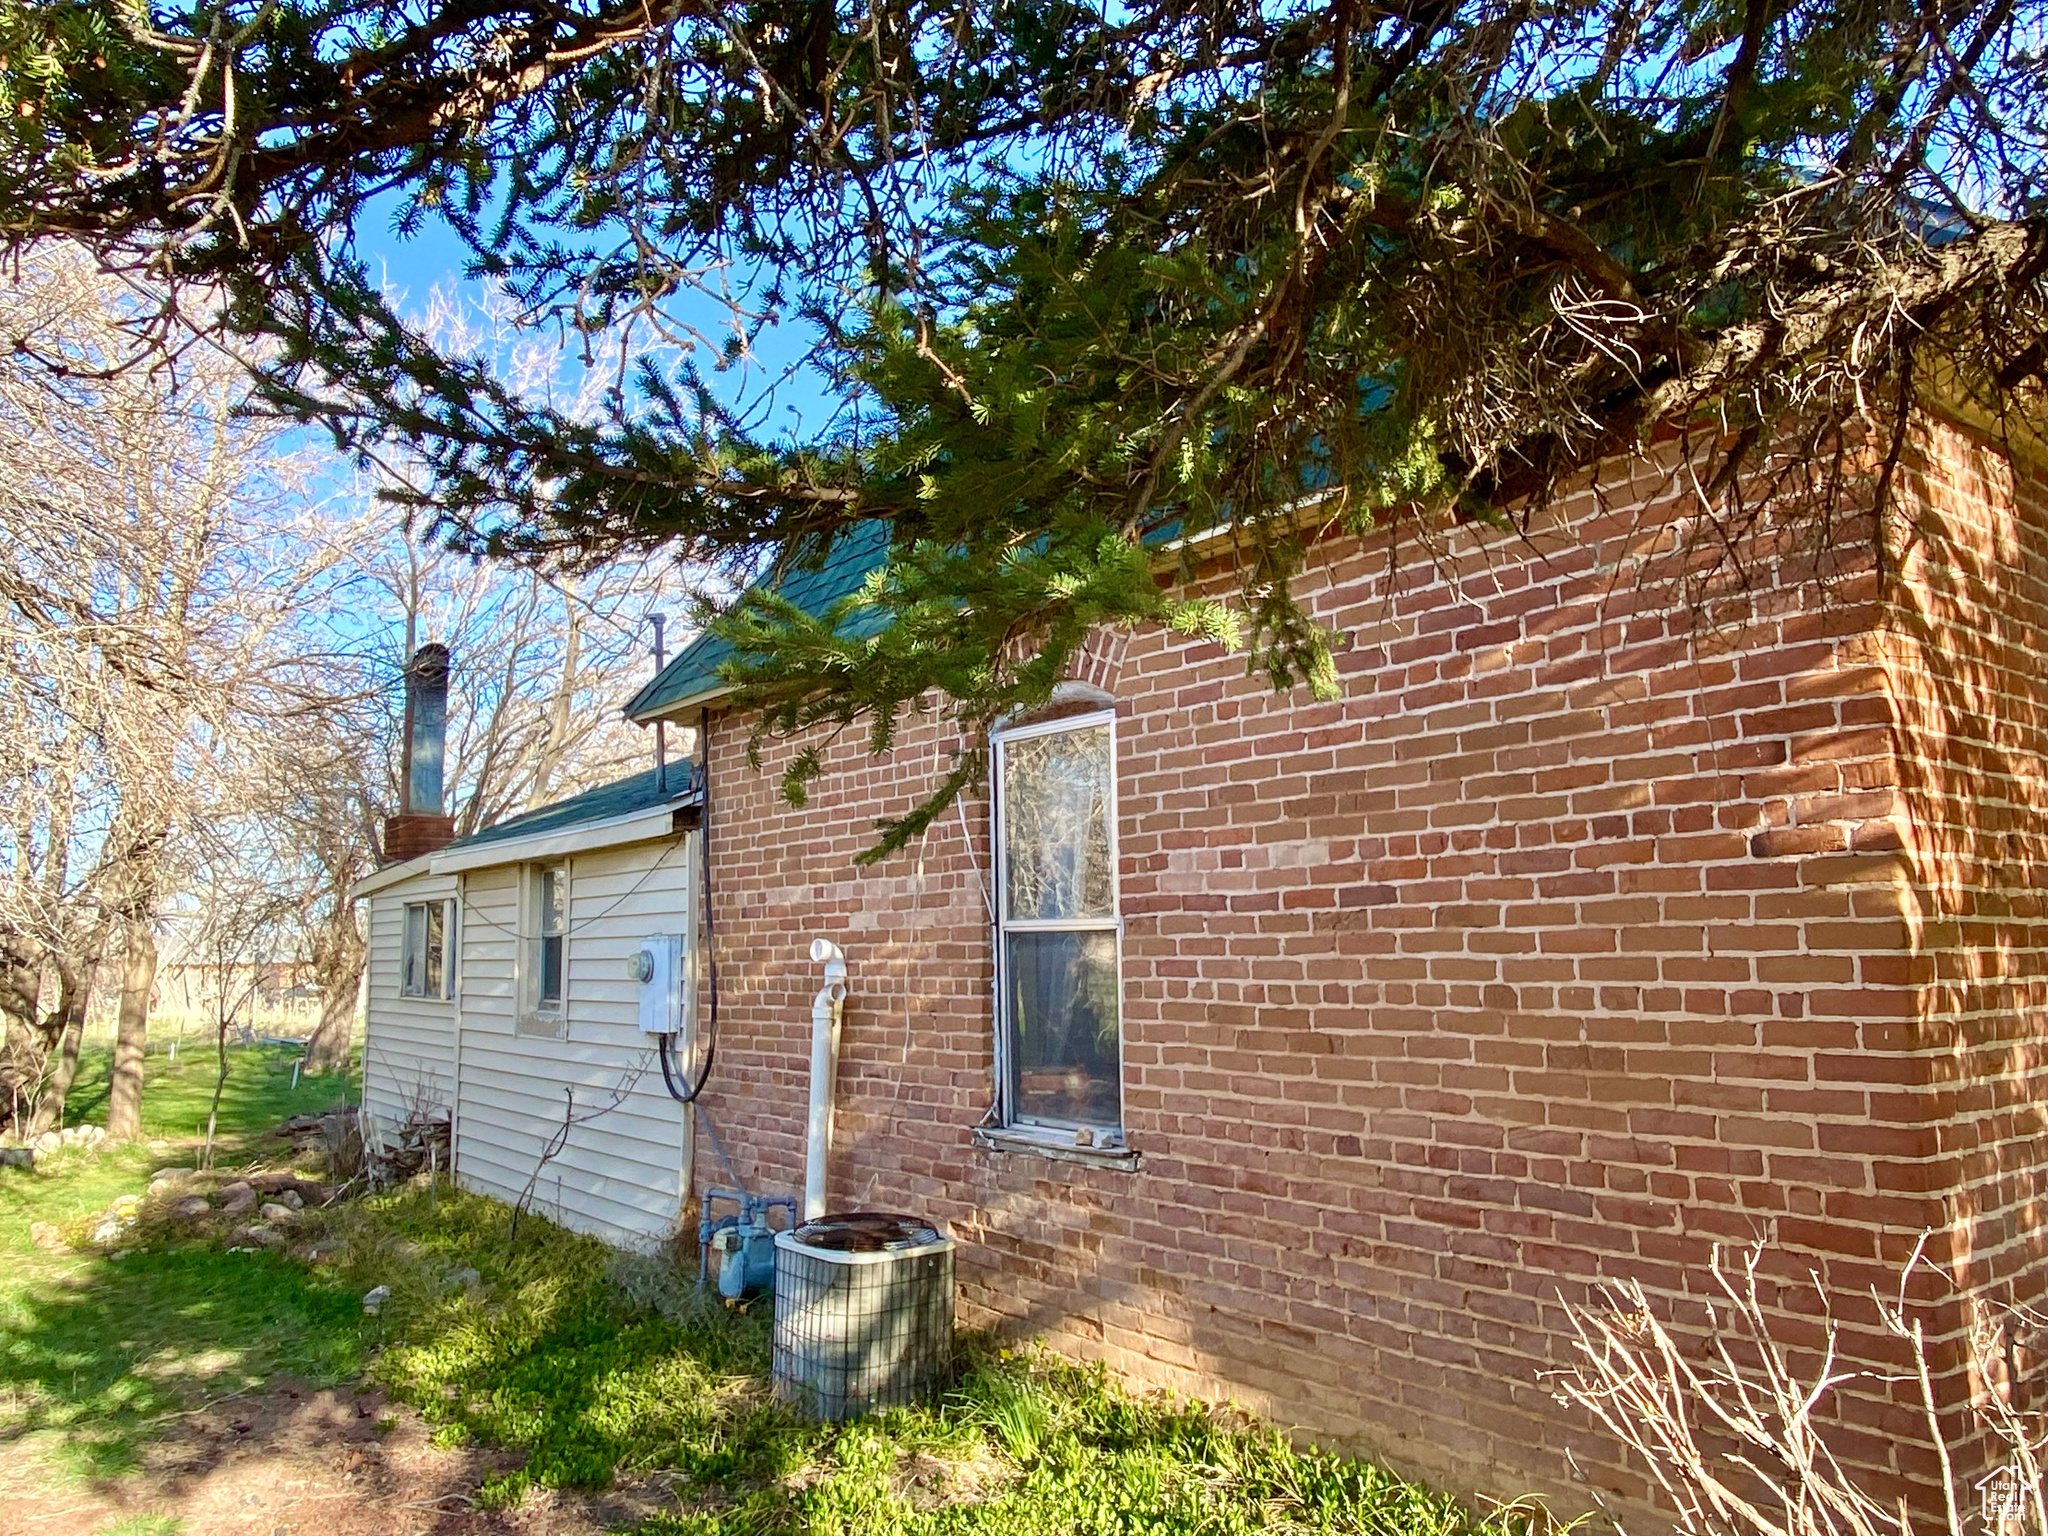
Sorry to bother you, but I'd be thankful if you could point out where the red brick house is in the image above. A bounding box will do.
[367,412,2048,1524]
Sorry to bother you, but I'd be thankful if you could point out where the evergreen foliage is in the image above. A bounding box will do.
[1,0,2043,851]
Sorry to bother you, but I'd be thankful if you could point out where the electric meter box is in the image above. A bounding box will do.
[629,934,688,1035]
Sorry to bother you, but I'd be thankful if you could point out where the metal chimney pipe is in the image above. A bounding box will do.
[381,642,457,866]
[402,643,451,816]
[651,615,669,794]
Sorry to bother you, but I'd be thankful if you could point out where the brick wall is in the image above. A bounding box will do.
[681,419,2048,1524]
[1882,417,2048,1475]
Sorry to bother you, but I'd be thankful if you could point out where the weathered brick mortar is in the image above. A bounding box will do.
[679,417,2048,1526]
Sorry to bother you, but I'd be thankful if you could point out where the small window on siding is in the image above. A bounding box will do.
[520,864,568,1034]
[401,900,453,1000]
[993,711,1122,1133]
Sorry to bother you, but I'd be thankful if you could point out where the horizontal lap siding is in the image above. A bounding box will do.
[362,874,460,1141]
[451,838,696,1249]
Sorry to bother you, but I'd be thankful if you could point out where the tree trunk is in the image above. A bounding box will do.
[303,981,356,1076]
[303,901,363,1077]
[106,916,156,1139]
[29,1011,87,1134]
[201,999,232,1169]
[29,943,98,1134]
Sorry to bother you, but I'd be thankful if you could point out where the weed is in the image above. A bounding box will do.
[90,1516,185,1536]
[310,1185,808,1510]
[303,1183,1530,1536]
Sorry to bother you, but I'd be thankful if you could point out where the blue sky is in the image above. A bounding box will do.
[324,200,825,678]
[350,194,842,446]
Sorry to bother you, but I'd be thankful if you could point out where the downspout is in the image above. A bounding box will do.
[803,939,847,1222]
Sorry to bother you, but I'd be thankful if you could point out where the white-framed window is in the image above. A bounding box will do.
[993,709,1123,1133]
[401,899,454,1000]
[519,863,568,1034]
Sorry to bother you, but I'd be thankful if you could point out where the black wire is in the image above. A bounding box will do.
[658,706,719,1105]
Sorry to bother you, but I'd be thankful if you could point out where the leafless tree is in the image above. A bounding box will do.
[1555,1240,2048,1536]
[0,265,696,1125]
[0,252,328,1136]
[169,867,298,1167]
[260,518,694,1076]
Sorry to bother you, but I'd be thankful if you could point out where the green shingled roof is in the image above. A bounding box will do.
[624,520,893,722]
[445,761,698,852]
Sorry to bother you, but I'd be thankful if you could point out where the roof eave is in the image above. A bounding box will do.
[625,680,733,726]
[429,793,701,874]
[350,854,440,901]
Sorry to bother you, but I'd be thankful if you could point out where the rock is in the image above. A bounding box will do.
[33,1131,59,1155]
[229,1224,286,1250]
[246,1173,325,1205]
[0,1147,33,1170]
[362,1284,392,1316]
[274,1189,305,1211]
[111,1194,141,1218]
[170,1196,211,1220]
[218,1181,256,1214]
[258,1202,298,1224]
[29,1221,66,1252]
[91,1217,126,1245]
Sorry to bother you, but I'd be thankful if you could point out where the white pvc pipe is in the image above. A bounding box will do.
[803,938,847,1222]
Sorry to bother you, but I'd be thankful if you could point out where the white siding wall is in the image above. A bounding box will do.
[362,872,460,1141]
[452,834,697,1249]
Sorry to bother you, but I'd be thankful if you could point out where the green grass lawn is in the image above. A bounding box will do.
[311,1183,1522,1536]
[55,1037,349,1143]
[0,1044,362,1482]
[2,1045,1531,1536]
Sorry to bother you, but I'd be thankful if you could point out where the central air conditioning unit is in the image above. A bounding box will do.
[771,1212,954,1419]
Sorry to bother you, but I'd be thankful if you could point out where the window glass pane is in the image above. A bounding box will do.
[1001,724,1114,921]
[541,869,566,936]
[402,904,425,995]
[540,934,564,1005]
[1006,929,1120,1125]
[425,903,445,997]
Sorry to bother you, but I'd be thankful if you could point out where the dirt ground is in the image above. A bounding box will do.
[0,1381,680,1536]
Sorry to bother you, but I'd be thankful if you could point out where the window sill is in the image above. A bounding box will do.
[972,1125,1144,1172]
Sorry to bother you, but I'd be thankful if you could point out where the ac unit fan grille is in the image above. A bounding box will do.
[771,1238,954,1419]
